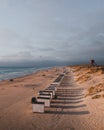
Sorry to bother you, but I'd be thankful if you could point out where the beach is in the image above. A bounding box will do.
[0,66,104,130]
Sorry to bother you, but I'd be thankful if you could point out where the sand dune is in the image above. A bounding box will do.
[0,66,104,130]
[72,65,104,98]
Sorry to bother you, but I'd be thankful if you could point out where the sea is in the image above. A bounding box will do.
[0,66,48,81]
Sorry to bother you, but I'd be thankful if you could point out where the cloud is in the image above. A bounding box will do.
[0,1,104,66]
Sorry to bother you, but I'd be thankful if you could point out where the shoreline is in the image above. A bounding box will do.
[0,66,64,88]
[0,66,57,83]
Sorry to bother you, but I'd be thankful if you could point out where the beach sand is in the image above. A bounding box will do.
[0,66,104,130]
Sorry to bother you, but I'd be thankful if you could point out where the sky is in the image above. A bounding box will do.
[0,0,104,67]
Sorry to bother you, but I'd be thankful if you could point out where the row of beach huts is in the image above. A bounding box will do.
[31,69,67,113]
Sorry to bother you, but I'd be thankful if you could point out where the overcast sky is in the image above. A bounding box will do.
[0,0,104,67]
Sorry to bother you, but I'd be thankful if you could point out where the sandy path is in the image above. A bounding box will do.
[0,68,104,130]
